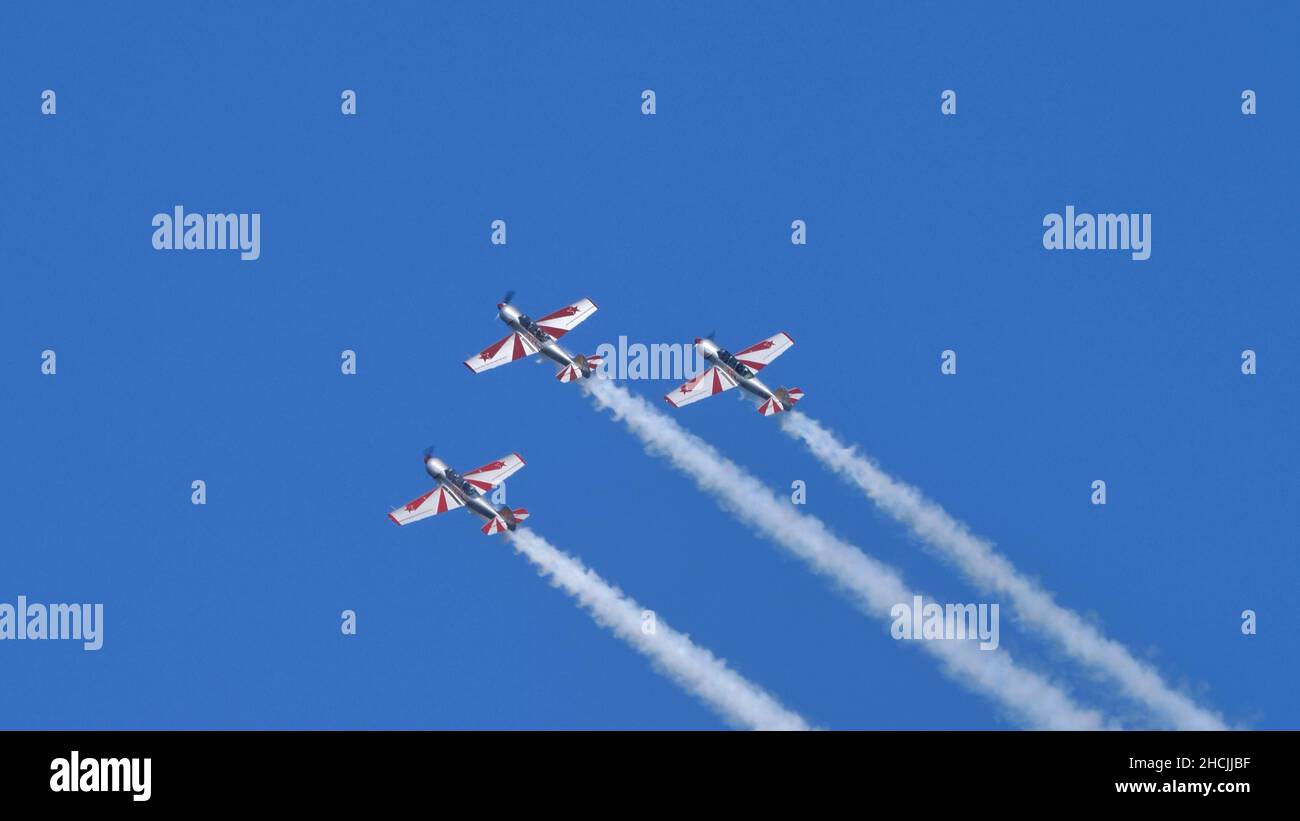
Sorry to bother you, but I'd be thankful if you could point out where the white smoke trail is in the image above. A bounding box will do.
[507,528,811,730]
[585,378,1106,729]
[779,412,1227,730]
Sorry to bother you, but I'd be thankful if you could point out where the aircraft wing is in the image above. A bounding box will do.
[461,452,526,491]
[389,485,465,526]
[534,298,598,339]
[733,332,794,372]
[664,365,739,408]
[465,332,542,374]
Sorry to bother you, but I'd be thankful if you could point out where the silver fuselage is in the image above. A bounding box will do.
[425,457,500,524]
[696,338,780,406]
[497,303,591,377]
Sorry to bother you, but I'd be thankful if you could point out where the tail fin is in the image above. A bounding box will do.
[759,387,805,417]
[482,505,531,534]
[556,353,605,383]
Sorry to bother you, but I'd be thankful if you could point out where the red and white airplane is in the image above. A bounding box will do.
[389,449,530,535]
[665,332,805,416]
[464,293,602,383]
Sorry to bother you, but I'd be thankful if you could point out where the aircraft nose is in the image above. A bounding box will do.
[497,303,505,310]
[694,337,702,345]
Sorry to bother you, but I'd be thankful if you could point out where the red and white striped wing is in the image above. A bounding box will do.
[388,485,465,526]
[734,332,794,372]
[465,332,541,374]
[461,452,526,492]
[534,298,598,340]
[664,366,738,408]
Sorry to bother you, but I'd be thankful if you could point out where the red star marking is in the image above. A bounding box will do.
[541,305,580,320]
[406,489,436,511]
[479,337,510,361]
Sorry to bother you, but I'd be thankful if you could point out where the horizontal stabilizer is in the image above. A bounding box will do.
[482,506,531,535]
[759,387,805,417]
[557,364,581,383]
[557,353,605,383]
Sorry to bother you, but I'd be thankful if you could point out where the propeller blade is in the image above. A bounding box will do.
[495,290,516,320]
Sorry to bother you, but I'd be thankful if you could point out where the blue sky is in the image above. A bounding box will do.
[1,2,1295,729]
